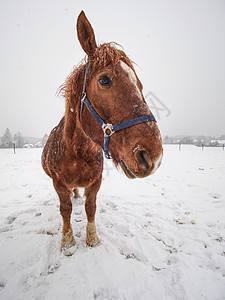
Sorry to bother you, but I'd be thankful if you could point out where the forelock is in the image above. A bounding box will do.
[89,43,135,72]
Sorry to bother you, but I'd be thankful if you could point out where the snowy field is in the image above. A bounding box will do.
[0,145,225,300]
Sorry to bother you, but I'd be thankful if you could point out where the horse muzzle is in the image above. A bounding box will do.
[120,149,163,179]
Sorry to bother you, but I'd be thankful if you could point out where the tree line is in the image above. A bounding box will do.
[0,128,48,148]
[163,134,225,146]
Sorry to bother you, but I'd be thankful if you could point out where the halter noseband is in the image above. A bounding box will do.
[80,61,156,159]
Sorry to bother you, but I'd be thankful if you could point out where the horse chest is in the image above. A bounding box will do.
[60,155,103,188]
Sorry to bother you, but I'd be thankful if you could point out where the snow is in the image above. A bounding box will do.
[0,145,225,300]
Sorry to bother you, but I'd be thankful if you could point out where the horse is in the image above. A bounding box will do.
[42,11,163,250]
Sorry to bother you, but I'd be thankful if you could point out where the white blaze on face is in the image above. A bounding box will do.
[120,61,142,99]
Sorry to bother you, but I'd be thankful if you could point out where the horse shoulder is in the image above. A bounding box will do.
[42,117,66,178]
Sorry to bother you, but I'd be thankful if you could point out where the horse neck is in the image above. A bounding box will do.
[64,98,101,157]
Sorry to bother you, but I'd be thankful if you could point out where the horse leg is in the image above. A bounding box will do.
[73,187,81,199]
[84,178,102,247]
[53,179,75,250]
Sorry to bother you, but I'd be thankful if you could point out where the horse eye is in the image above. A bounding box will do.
[98,76,112,87]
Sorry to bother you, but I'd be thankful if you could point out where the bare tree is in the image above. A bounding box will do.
[1,128,13,148]
[14,132,24,148]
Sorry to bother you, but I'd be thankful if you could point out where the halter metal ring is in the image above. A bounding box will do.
[103,123,114,136]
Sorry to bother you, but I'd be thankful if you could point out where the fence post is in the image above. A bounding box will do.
[13,143,16,154]
[179,143,181,151]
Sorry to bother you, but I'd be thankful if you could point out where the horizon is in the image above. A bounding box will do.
[1,129,225,140]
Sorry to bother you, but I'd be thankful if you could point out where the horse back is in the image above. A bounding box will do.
[42,117,66,179]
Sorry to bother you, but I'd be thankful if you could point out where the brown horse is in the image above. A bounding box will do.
[42,11,163,250]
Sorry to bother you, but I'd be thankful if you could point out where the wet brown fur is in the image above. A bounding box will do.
[42,11,163,249]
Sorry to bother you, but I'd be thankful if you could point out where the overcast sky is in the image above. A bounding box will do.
[0,0,225,138]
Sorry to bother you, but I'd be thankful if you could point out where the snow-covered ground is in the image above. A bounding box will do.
[0,145,224,300]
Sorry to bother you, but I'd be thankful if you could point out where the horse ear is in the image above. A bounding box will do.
[77,11,97,56]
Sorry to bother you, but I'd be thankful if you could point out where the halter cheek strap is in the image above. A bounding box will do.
[80,61,156,159]
[80,61,90,120]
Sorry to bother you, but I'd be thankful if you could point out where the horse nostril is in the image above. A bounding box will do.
[136,150,149,170]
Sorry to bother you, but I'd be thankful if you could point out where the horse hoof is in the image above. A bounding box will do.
[61,229,76,250]
[86,222,100,247]
[86,234,100,247]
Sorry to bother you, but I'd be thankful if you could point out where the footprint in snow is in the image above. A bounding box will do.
[215,237,223,243]
[0,225,12,233]
[62,244,77,257]
[0,280,6,289]
[72,196,85,206]
[105,200,118,210]
[93,288,116,300]
[7,216,17,224]
[120,251,141,261]
[210,193,221,199]
[47,261,61,275]
[43,200,54,206]
[37,229,57,236]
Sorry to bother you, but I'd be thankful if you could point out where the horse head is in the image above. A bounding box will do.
[76,11,163,179]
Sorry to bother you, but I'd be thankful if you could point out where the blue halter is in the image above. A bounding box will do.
[80,62,156,159]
